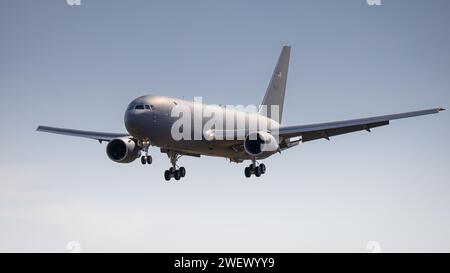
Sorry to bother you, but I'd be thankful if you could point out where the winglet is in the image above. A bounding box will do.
[438,107,446,112]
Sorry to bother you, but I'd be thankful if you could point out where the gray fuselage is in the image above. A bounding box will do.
[124,95,280,161]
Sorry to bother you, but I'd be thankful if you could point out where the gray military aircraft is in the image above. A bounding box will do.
[37,46,444,181]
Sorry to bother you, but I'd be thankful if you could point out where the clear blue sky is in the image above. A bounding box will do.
[0,0,449,252]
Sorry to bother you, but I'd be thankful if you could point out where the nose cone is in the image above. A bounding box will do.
[124,95,159,139]
[124,96,153,140]
[124,106,147,139]
[124,110,137,133]
[125,109,151,139]
[124,110,137,129]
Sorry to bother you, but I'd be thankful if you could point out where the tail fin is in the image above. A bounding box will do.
[259,45,291,123]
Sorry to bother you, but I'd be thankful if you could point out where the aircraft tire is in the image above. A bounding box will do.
[255,167,261,177]
[174,170,181,180]
[146,155,152,164]
[164,170,171,181]
[244,167,251,178]
[179,167,186,177]
[260,164,266,174]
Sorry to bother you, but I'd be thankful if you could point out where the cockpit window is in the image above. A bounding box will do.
[128,103,153,111]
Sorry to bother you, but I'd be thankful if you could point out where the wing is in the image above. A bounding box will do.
[36,125,130,142]
[278,108,444,142]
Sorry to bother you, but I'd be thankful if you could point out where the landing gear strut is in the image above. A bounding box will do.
[244,159,266,178]
[164,151,186,181]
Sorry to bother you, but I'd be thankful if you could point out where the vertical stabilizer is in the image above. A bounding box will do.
[259,45,291,123]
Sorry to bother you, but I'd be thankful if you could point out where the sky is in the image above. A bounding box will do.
[0,0,449,252]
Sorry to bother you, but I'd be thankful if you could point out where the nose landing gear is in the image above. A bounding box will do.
[139,140,152,165]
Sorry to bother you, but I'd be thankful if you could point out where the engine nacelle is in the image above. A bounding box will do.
[106,137,140,163]
[244,131,279,157]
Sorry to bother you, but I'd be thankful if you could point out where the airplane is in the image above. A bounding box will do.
[37,46,444,181]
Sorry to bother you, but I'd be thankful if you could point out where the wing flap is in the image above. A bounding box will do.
[301,121,388,142]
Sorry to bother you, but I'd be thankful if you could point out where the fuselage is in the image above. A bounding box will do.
[124,95,280,161]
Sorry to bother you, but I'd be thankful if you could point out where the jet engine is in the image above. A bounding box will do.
[244,131,279,157]
[106,137,140,163]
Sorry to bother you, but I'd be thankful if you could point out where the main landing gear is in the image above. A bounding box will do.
[164,151,186,181]
[244,159,266,178]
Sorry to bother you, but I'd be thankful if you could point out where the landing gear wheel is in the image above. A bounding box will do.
[174,170,181,180]
[259,164,266,174]
[165,151,185,181]
[244,161,266,178]
[254,167,261,177]
[179,167,186,177]
[146,155,152,164]
[164,170,171,181]
[244,167,251,178]
[141,156,147,165]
